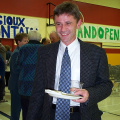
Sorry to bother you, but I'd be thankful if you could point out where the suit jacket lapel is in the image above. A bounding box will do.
[46,42,60,89]
[79,40,93,88]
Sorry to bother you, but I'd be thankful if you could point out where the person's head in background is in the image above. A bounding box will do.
[28,30,41,42]
[53,1,81,46]
[15,33,28,47]
[4,45,12,52]
[41,38,50,45]
[49,31,60,43]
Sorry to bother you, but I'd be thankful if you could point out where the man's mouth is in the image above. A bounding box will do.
[61,32,69,36]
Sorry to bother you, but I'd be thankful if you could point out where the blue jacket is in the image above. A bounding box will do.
[17,40,42,96]
[8,46,20,90]
[0,55,5,80]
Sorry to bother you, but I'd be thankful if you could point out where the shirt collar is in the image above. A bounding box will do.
[59,37,80,55]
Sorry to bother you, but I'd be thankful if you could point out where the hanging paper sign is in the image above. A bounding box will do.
[0,15,39,38]
[77,23,120,43]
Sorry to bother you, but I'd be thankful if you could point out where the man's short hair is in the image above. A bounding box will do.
[53,1,80,22]
[15,33,28,45]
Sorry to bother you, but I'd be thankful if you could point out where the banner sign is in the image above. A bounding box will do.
[77,23,120,43]
[0,15,39,38]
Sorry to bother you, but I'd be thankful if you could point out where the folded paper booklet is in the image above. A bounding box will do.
[45,89,83,100]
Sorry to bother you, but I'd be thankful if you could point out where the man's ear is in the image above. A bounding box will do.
[18,41,21,47]
[18,41,20,45]
[77,19,82,29]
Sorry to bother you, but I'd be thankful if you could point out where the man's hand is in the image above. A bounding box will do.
[70,88,89,103]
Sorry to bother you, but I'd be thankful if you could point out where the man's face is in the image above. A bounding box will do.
[54,13,81,46]
[18,37,28,47]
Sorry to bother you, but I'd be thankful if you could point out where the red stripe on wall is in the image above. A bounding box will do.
[104,48,120,53]
[0,0,65,20]
[0,0,120,26]
[1,38,14,52]
[74,1,120,26]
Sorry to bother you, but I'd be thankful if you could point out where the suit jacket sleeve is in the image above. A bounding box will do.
[85,48,113,107]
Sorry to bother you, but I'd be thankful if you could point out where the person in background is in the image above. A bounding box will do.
[8,33,28,120]
[0,54,5,103]
[49,31,60,43]
[0,38,7,102]
[4,45,12,61]
[41,38,51,45]
[17,31,42,120]
[26,2,113,120]
[4,45,12,86]
[0,38,6,63]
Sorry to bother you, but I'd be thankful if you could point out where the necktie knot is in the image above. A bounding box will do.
[65,47,68,53]
[63,47,70,63]
[64,47,68,56]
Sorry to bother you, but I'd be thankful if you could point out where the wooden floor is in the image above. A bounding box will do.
[0,87,120,120]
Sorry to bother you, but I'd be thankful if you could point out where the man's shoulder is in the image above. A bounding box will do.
[13,47,19,52]
[39,42,59,52]
[37,42,59,57]
[11,47,19,56]
[78,39,105,58]
[79,39,103,50]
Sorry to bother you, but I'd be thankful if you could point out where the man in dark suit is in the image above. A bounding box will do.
[8,33,28,120]
[26,1,113,120]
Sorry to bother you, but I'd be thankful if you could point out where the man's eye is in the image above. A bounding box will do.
[56,23,61,26]
[66,22,71,25]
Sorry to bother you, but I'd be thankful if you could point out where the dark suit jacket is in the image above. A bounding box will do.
[27,39,113,120]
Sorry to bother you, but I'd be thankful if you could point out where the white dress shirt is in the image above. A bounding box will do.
[53,38,80,106]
